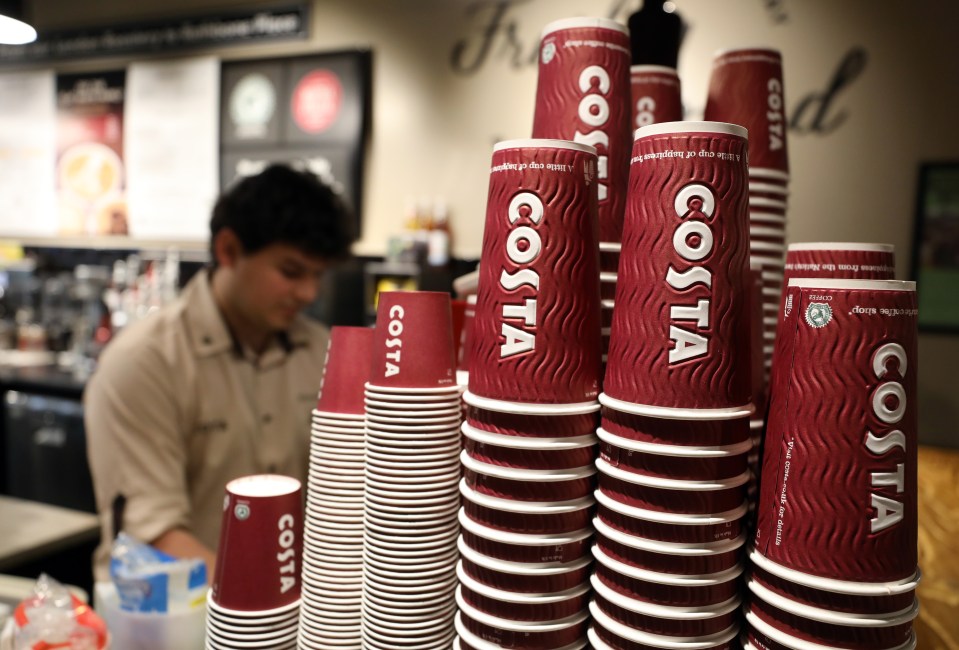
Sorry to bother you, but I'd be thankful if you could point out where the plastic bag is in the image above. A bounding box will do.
[109,533,207,614]
[11,574,106,650]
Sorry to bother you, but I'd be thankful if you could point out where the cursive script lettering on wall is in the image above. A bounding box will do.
[790,47,867,135]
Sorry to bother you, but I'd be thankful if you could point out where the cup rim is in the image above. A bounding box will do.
[597,457,750,491]
[461,449,596,482]
[592,572,741,620]
[746,577,919,627]
[456,585,589,632]
[742,604,917,650]
[493,138,598,156]
[456,612,587,650]
[599,393,754,421]
[463,390,600,416]
[748,166,790,181]
[596,427,753,458]
[750,212,787,224]
[630,64,678,76]
[593,516,746,556]
[226,474,301,498]
[310,422,366,435]
[748,182,790,195]
[361,598,457,623]
[458,507,593,545]
[312,408,365,421]
[457,559,590,603]
[747,547,921,595]
[365,405,461,418]
[540,15,628,38]
[787,241,894,253]
[206,625,298,646]
[460,477,594,513]
[751,241,787,253]
[207,591,301,618]
[636,121,747,141]
[594,544,744,586]
[366,413,462,425]
[457,534,592,574]
[363,393,462,405]
[749,196,788,209]
[787,278,915,292]
[366,382,461,395]
[600,271,618,282]
[590,600,740,649]
[596,488,749,525]
[461,421,597,450]
[599,241,622,252]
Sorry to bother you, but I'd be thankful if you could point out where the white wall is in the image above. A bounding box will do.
[25,0,959,444]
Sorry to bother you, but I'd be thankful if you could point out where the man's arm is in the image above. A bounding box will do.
[152,528,217,579]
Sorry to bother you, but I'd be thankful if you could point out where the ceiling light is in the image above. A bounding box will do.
[0,0,36,45]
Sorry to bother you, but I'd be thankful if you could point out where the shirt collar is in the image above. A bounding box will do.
[183,268,313,359]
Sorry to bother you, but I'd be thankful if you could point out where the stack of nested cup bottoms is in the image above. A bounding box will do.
[705,47,790,382]
[629,65,683,132]
[747,263,766,520]
[747,278,920,650]
[361,290,462,650]
[207,475,304,650]
[530,16,631,373]
[597,121,754,650]
[457,138,603,650]
[298,326,373,649]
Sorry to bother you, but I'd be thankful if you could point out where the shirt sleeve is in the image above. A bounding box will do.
[84,335,192,555]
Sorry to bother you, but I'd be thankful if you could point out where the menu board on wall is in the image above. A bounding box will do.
[56,70,127,236]
[0,71,57,237]
[220,51,371,238]
[125,56,219,241]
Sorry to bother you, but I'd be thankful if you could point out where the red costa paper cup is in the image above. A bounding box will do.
[590,602,740,650]
[466,406,598,439]
[212,475,303,612]
[755,279,918,585]
[462,453,595,502]
[458,295,476,374]
[594,516,744,576]
[601,407,749,447]
[705,47,788,173]
[461,480,594,535]
[458,562,590,622]
[749,266,767,409]
[630,65,682,131]
[532,17,631,244]
[457,535,592,594]
[603,122,752,418]
[469,139,602,408]
[462,422,597,469]
[598,430,751,481]
[456,590,589,650]
[782,243,896,306]
[315,326,374,415]
[596,490,746,545]
[597,459,748,515]
[592,584,740,638]
[368,291,456,390]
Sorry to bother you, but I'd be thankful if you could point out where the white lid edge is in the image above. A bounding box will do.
[787,278,914,291]
[748,547,921,595]
[542,16,629,38]
[636,121,747,140]
[494,138,597,155]
[787,242,895,253]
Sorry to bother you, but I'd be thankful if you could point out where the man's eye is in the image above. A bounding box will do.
[280,267,301,278]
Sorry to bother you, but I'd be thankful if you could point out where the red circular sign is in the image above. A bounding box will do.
[291,70,342,134]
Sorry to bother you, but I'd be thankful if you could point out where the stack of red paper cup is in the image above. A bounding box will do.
[748,278,920,650]
[297,326,372,649]
[457,139,603,650]
[530,16,630,370]
[207,475,303,650]
[747,263,766,517]
[596,121,754,650]
[705,47,790,381]
[361,290,462,649]
[629,65,683,131]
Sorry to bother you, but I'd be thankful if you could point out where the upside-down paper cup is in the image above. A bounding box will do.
[315,326,374,415]
[705,47,788,174]
[783,243,895,285]
[603,122,751,418]
[532,17,631,244]
[367,290,456,390]
[630,65,683,130]
[601,408,750,447]
[755,279,918,586]
[468,139,602,409]
[212,475,303,612]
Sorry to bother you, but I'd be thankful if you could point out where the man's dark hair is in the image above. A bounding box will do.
[210,165,354,265]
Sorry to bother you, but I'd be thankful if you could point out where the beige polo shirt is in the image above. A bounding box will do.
[84,269,328,581]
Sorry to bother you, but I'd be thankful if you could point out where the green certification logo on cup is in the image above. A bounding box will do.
[805,303,833,328]
[234,504,251,521]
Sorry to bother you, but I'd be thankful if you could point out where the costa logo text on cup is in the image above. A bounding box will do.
[666,183,716,364]
[635,96,655,128]
[499,191,543,359]
[866,342,908,534]
[277,513,297,593]
[383,305,405,377]
[768,78,785,152]
[573,65,611,202]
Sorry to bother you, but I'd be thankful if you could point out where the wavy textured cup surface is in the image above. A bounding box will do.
[368,291,456,389]
[532,18,631,243]
[755,279,918,583]
[604,122,751,414]
[469,140,602,406]
[315,326,374,414]
[630,65,683,130]
[783,243,895,285]
[212,475,303,611]
[705,47,789,173]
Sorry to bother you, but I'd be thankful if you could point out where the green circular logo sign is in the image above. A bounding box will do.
[805,302,833,328]
[542,42,557,64]
[234,504,251,521]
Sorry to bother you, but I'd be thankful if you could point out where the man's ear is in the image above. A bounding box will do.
[213,229,244,269]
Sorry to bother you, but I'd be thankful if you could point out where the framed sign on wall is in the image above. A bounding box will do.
[912,162,959,333]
